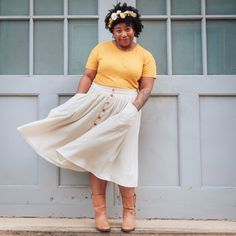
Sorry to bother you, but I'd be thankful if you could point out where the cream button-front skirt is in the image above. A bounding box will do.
[17,83,141,187]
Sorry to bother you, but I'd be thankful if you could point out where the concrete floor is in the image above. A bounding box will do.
[0,217,236,235]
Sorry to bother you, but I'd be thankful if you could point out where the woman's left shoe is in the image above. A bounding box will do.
[121,193,136,232]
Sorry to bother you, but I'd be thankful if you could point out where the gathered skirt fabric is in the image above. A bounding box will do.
[17,83,141,187]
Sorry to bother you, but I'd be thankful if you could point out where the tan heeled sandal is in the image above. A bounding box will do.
[121,193,136,232]
[91,194,111,232]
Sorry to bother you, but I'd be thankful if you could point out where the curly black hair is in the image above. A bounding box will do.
[104,2,143,37]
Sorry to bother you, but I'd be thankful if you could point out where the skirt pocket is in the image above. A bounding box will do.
[48,93,87,118]
[119,102,139,126]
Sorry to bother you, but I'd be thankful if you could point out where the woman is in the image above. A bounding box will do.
[18,2,156,233]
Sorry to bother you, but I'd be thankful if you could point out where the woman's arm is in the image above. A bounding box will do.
[132,77,155,111]
[76,69,97,93]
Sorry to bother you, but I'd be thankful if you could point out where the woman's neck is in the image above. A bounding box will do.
[113,40,137,51]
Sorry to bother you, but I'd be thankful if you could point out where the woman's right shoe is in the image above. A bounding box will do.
[91,194,111,232]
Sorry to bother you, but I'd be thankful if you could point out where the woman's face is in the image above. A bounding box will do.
[112,23,135,49]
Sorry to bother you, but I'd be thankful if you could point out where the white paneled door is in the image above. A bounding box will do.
[0,0,236,220]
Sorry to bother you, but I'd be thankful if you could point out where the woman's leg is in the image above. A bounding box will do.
[89,173,110,232]
[89,172,107,194]
[119,185,136,232]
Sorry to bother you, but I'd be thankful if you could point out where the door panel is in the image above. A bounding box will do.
[0,0,235,220]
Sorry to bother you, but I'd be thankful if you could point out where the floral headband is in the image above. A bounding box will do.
[108,10,137,28]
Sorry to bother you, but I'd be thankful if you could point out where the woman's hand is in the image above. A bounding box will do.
[132,77,155,111]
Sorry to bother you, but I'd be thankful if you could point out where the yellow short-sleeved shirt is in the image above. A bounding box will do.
[86,41,157,89]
